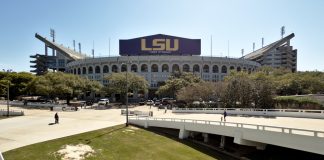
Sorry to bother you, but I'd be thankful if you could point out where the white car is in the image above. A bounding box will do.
[146,100,154,105]
[98,98,109,105]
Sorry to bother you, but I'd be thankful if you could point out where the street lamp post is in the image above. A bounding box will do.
[7,82,9,117]
[122,56,130,127]
[126,63,129,127]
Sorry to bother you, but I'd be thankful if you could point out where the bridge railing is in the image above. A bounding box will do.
[0,109,24,116]
[172,108,324,119]
[129,117,324,138]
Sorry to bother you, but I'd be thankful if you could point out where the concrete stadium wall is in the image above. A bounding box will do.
[172,108,324,119]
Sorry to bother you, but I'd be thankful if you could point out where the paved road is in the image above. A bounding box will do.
[1,105,324,152]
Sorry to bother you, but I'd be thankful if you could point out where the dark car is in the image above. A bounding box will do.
[161,98,175,105]
[86,100,94,106]
[154,100,161,106]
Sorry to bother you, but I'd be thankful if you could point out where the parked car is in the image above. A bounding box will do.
[161,98,175,105]
[154,100,161,106]
[98,98,109,105]
[86,100,94,106]
[146,100,154,105]
[139,101,146,105]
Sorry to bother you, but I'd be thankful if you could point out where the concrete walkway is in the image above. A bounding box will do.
[1,105,324,152]
[0,106,125,152]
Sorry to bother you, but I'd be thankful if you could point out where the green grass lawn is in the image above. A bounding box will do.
[3,125,217,160]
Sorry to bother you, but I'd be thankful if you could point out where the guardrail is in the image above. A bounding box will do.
[121,110,152,117]
[0,101,68,110]
[172,108,324,119]
[0,109,24,116]
[129,117,324,138]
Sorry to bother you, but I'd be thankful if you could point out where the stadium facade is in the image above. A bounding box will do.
[30,33,297,99]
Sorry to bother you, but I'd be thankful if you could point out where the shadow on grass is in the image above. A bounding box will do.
[81,125,126,144]
[134,125,238,160]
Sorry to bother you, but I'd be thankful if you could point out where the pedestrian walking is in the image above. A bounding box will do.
[54,112,59,124]
[223,110,227,122]
[164,106,167,114]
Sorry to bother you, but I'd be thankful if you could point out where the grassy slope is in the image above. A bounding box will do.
[3,125,216,160]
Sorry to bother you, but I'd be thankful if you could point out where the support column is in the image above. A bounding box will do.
[202,133,209,143]
[220,136,226,149]
[179,127,189,139]
[45,45,48,56]
[144,121,148,128]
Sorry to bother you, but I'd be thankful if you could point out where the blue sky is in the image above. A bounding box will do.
[0,0,323,72]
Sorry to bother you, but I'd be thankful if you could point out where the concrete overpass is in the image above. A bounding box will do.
[129,117,324,155]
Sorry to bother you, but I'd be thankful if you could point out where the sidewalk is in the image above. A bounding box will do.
[0,105,124,152]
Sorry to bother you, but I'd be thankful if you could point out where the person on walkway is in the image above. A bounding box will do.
[54,112,59,124]
[164,106,167,114]
[223,110,227,122]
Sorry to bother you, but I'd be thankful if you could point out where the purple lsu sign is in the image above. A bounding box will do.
[119,34,201,56]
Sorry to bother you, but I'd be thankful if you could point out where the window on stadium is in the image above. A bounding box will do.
[212,65,219,73]
[221,66,227,73]
[88,66,93,74]
[131,64,137,72]
[183,64,190,72]
[203,65,209,73]
[193,64,200,73]
[151,64,158,72]
[112,65,118,73]
[162,64,169,72]
[141,64,148,72]
[121,64,127,72]
[103,65,109,73]
[172,64,180,73]
[95,66,101,74]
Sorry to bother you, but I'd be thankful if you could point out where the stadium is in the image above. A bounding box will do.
[30,33,297,99]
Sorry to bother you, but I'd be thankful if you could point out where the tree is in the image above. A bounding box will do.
[103,72,149,103]
[222,72,253,108]
[177,81,225,103]
[156,72,201,98]
[0,72,35,99]
[28,72,102,104]
[250,72,275,108]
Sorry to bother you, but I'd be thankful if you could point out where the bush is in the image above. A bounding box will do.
[274,96,323,109]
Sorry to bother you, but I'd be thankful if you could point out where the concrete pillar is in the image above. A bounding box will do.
[144,121,148,128]
[256,143,267,150]
[202,133,209,143]
[234,131,266,150]
[220,136,226,148]
[179,128,189,139]
[45,45,48,56]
